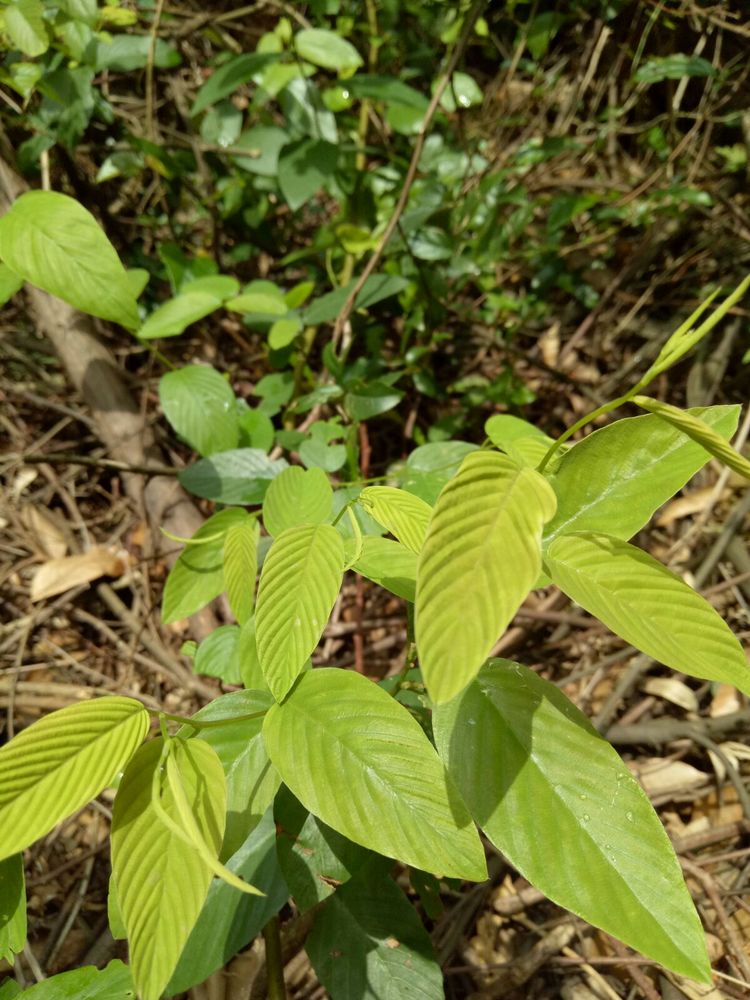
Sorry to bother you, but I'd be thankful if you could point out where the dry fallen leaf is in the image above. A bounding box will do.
[710,683,741,718]
[30,547,128,602]
[657,486,720,527]
[642,676,699,713]
[22,505,71,559]
[629,757,709,797]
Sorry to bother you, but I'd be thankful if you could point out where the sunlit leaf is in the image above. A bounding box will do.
[358,487,432,553]
[353,536,417,602]
[294,28,363,77]
[223,518,259,625]
[159,365,238,456]
[0,697,149,861]
[416,452,557,703]
[5,0,48,57]
[262,466,333,537]
[18,959,135,999]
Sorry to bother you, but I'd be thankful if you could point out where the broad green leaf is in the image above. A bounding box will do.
[111,738,225,1000]
[226,279,287,316]
[223,518,259,625]
[0,696,148,861]
[544,531,750,694]
[139,291,223,340]
[263,668,486,880]
[347,74,429,110]
[635,54,715,83]
[5,0,48,57]
[0,854,25,964]
[159,366,238,456]
[433,661,711,983]
[543,405,740,544]
[275,785,372,912]
[255,524,344,701]
[179,448,287,504]
[358,487,432,554]
[0,192,139,329]
[303,274,409,325]
[343,379,404,421]
[268,314,302,349]
[94,34,180,71]
[193,625,243,684]
[634,396,750,479]
[278,138,338,210]
[416,452,557,703]
[294,28,363,77]
[306,859,443,1000]
[162,508,249,623]
[439,71,483,112]
[0,982,21,999]
[237,405,275,451]
[191,53,280,115]
[190,690,279,858]
[262,466,333,537]
[18,960,135,999]
[353,536,417,602]
[397,440,478,504]
[166,810,287,995]
[60,0,98,24]
[0,264,23,307]
[485,414,557,468]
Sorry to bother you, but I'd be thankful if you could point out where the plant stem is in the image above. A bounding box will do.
[263,915,287,1000]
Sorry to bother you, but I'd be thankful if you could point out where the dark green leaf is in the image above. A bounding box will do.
[278,139,338,211]
[304,274,409,325]
[191,53,280,115]
[0,854,25,964]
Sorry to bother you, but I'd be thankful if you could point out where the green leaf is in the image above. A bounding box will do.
[262,466,333,538]
[347,75,428,110]
[255,524,344,701]
[439,71,483,111]
[60,0,98,25]
[166,810,287,995]
[485,414,556,468]
[111,738,225,1000]
[18,960,135,999]
[94,34,180,71]
[353,536,417,602]
[343,379,404,421]
[525,11,565,59]
[633,396,750,480]
[5,0,48,57]
[294,28,363,76]
[237,405,275,451]
[304,274,409,325]
[190,691,279,858]
[268,314,302,349]
[226,279,287,316]
[0,696,149,861]
[358,487,431,554]
[433,661,711,983]
[0,982,21,999]
[275,786,372,912]
[159,366,238,456]
[635,54,716,84]
[0,192,139,329]
[306,859,444,1000]
[263,668,486,880]
[416,452,557,704]
[278,138,338,211]
[238,617,266,691]
[223,519,259,625]
[543,405,740,543]
[139,291,223,340]
[0,854,25,964]
[191,53,280,115]
[178,448,287,504]
[193,625,243,684]
[398,440,478,504]
[162,508,249,624]
[231,125,289,176]
[0,264,23,308]
[544,531,750,694]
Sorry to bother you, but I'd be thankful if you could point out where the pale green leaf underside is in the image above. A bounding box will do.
[159,366,238,457]
[262,466,333,538]
[255,525,344,701]
[358,486,432,553]
[0,191,139,329]
[111,738,226,1000]
[0,696,149,861]
[223,519,259,626]
[263,669,486,880]
[634,396,750,480]
[433,662,710,983]
[543,405,739,543]
[416,451,557,703]
[353,536,416,602]
[545,531,750,694]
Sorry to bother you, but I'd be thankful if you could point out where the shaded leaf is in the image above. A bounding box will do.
[416,452,557,703]
[0,854,25,964]
[353,536,416,602]
[179,449,287,505]
[433,661,710,983]
[397,440,477,504]
[278,139,338,210]
[263,668,486,880]
[635,54,716,83]
[193,625,243,685]
[191,53,280,115]
[304,274,408,325]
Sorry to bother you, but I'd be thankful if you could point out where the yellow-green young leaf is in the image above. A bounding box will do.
[111,738,226,1000]
[263,669,486,881]
[262,466,333,538]
[0,192,139,329]
[433,662,711,983]
[255,524,344,702]
[353,536,416,602]
[634,396,750,479]
[416,452,557,704]
[0,697,149,862]
[545,531,750,695]
[358,487,432,554]
[223,519,259,625]
[484,414,557,469]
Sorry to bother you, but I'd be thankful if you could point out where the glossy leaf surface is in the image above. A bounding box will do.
[433,661,710,982]
[358,486,432,553]
[263,669,486,880]
[256,525,344,701]
[416,451,557,703]
[0,697,149,861]
[544,531,750,694]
